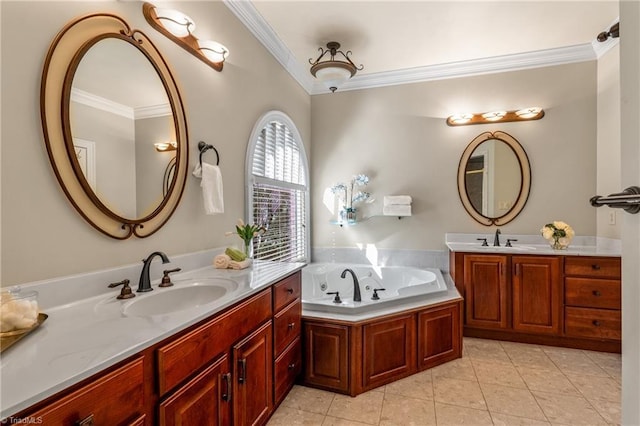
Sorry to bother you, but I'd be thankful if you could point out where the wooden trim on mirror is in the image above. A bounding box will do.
[457,131,531,226]
[41,13,188,239]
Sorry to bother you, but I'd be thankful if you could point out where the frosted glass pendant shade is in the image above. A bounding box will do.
[154,8,195,37]
[198,40,229,63]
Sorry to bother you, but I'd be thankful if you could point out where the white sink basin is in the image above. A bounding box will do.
[476,244,537,252]
[123,279,238,317]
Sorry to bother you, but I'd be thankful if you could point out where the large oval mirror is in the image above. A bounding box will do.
[41,13,188,239]
[457,131,531,226]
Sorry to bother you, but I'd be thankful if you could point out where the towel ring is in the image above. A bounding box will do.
[197,141,220,166]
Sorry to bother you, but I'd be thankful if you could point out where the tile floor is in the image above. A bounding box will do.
[268,337,621,426]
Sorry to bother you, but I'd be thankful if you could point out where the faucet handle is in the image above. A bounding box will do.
[372,288,386,300]
[159,268,182,288]
[506,239,518,247]
[477,238,489,247]
[326,291,342,304]
[108,279,135,300]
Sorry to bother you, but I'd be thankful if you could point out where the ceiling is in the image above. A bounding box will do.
[224,1,619,95]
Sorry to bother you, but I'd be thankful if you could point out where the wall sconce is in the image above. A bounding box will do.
[142,2,228,72]
[154,141,177,152]
[309,41,364,93]
[446,107,544,126]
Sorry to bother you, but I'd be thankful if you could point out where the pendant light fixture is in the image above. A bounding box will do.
[309,42,363,93]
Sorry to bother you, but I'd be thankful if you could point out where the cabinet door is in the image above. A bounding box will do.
[159,355,231,426]
[512,256,562,335]
[418,303,462,370]
[303,322,350,393]
[464,254,509,329]
[363,314,416,389]
[233,321,273,426]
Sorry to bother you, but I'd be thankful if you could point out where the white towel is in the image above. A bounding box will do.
[383,205,412,216]
[383,195,412,206]
[229,259,251,270]
[193,163,224,215]
[213,254,231,269]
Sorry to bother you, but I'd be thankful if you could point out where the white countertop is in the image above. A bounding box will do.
[445,233,621,257]
[0,260,304,419]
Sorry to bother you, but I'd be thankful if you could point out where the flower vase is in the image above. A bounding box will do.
[550,237,570,250]
[243,240,254,259]
[344,207,357,224]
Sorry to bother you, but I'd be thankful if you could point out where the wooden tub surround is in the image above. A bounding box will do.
[301,298,463,396]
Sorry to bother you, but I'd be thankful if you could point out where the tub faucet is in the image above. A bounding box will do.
[138,251,170,292]
[340,268,362,302]
[493,229,501,247]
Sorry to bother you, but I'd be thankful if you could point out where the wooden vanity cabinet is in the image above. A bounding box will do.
[17,356,145,426]
[452,252,621,352]
[564,256,621,342]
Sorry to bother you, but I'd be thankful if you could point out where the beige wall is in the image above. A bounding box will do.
[0,1,310,285]
[596,44,622,238]
[311,62,597,251]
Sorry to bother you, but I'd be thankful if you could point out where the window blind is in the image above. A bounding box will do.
[249,118,308,262]
[251,183,306,262]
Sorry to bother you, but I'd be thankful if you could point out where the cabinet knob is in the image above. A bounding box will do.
[592,290,602,297]
[77,414,95,426]
[286,288,294,294]
[592,264,601,270]
[288,362,297,370]
[592,320,601,327]
[288,322,295,330]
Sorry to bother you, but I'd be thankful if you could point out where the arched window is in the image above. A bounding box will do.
[246,111,309,262]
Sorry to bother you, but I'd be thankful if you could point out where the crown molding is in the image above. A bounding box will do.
[224,0,606,96]
[71,88,133,119]
[135,104,172,120]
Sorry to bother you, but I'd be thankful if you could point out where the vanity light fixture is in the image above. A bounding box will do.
[154,141,177,152]
[446,107,544,126]
[309,41,364,93]
[142,2,228,72]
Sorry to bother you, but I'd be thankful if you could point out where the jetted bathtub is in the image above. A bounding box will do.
[301,263,448,314]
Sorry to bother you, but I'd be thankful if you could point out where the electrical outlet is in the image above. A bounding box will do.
[608,211,616,225]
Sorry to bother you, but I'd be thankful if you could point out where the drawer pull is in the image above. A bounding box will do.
[222,373,232,402]
[592,290,602,297]
[592,320,601,327]
[77,414,95,426]
[238,359,247,384]
[288,362,297,370]
[286,288,294,294]
[592,264,601,270]
[288,322,295,330]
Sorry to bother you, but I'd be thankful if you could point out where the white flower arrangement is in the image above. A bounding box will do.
[541,221,575,249]
[330,174,371,223]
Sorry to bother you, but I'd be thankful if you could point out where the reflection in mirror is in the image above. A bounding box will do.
[457,131,530,226]
[70,38,176,219]
[464,139,521,217]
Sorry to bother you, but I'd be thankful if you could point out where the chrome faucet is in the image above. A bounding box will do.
[493,229,501,247]
[138,251,170,292]
[340,268,362,302]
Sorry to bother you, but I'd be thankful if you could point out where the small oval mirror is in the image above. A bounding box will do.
[457,131,531,226]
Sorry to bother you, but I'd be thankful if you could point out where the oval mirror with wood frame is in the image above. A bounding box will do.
[457,131,531,226]
[41,13,188,239]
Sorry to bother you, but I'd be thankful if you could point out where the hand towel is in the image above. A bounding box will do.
[193,163,224,214]
[213,254,231,269]
[229,259,251,270]
[383,205,412,216]
[383,195,412,206]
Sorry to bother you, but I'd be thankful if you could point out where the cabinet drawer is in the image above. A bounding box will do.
[157,289,271,396]
[565,307,621,340]
[273,272,301,312]
[564,257,620,278]
[274,298,301,355]
[25,357,144,425]
[274,337,302,406]
[565,278,621,309]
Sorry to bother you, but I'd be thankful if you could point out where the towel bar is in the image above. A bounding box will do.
[198,141,220,166]
[590,186,640,214]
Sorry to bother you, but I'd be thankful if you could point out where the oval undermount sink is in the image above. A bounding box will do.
[123,279,238,317]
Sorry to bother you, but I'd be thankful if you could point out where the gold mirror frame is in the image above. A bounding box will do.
[457,131,531,226]
[41,13,188,239]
